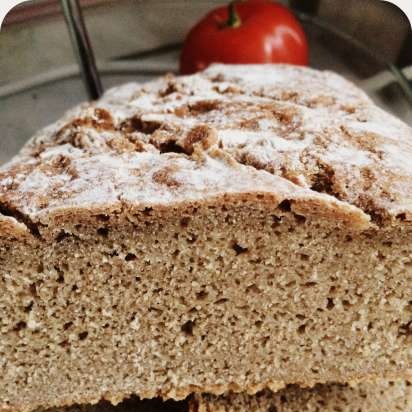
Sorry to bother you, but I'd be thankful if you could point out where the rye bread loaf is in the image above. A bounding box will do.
[189,380,412,412]
[0,64,411,411]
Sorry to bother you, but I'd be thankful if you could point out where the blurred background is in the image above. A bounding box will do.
[0,0,411,164]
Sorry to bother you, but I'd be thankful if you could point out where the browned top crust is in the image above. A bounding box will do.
[1,64,412,239]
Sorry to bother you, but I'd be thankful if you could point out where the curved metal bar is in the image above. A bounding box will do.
[60,0,103,100]
[361,65,412,92]
[0,61,178,99]
[294,10,412,107]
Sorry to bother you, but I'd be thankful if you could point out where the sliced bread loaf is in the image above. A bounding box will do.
[1,65,411,411]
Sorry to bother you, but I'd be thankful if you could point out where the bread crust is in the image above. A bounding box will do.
[1,64,412,239]
[189,379,412,412]
[1,373,410,412]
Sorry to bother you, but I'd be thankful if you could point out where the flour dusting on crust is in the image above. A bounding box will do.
[1,64,412,236]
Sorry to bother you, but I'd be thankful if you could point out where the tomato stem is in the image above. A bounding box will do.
[226,1,241,28]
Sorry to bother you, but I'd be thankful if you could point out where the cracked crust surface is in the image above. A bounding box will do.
[1,64,412,237]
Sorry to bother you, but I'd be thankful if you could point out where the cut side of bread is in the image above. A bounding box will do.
[190,380,412,412]
[0,65,411,412]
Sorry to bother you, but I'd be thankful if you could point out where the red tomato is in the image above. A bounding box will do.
[180,0,308,74]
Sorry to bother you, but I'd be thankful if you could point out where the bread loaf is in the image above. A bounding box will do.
[1,65,411,411]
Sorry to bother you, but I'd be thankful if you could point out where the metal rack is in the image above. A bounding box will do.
[60,0,102,100]
[58,0,412,105]
[0,1,411,104]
